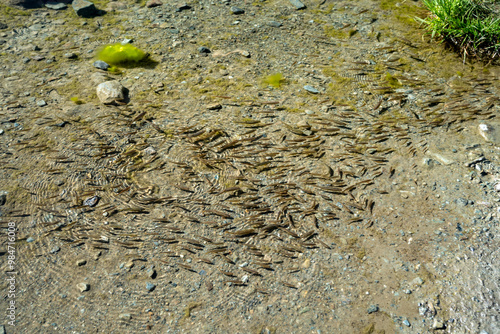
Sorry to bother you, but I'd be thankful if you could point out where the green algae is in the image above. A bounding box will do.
[97,43,148,66]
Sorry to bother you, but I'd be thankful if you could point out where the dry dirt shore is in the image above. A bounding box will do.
[0,0,499,333]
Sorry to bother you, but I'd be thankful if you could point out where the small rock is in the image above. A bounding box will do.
[121,38,133,45]
[146,0,162,8]
[77,283,90,292]
[0,22,7,30]
[0,325,4,334]
[119,313,131,321]
[93,60,110,70]
[289,0,306,10]
[83,195,100,207]
[90,72,110,85]
[456,198,469,206]
[301,258,311,269]
[36,99,47,107]
[304,85,319,94]
[50,246,60,254]
[76,259,87,266]
[478,123,500,144]
[143,147,157,155]
[27,237,35,243]
[268,21,282,27]
[412,277,424,286]
[432,319,446,329]
[230,6,244,14]
[198,46,211,54]
[367,305,379,314]
[72,0,98,17]
[96,81,126,105]
[0,194,6,206]
[45,1,67,9]
[176,3,190,11]
[124,261,134,269]
[234,49,250,57]
[403,319,411,327]
[64,52,77,59]
[146,283,156,292]
[207,103,222,110]
[147,268,157,279]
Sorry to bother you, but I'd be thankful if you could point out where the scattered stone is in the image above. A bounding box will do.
[0,22,7,30]
[90,72,111,85]
[289,0,306,10]
[64,52,77,59]
[478,122,499,144]
[198,46,211,54]
[96,81,126,105]
[207,103,222,110]
[304,85,319,94]
[93,60,110,70]
[36,99,47,107]
[27,237,35,243]
[124,261,134,270]
[367,305,379,314]
[0,325,5,334]
[0,194,6,206]
[45,1,67,10]
[403,319,411,327]
[432,319,446,329]
[146,283,156,292]
[119,313,131,321]
[234,49,250,57]
[147,267,157,279]
[72,0,98,17]
[268,21,282,27]
[83,195,100,207]
[50,246,60,254]
[412,277,424,287]
[176,3,190,11]
[121,38,133,45]
[77,283,90,292]
[146,0,162,8]
[230,6,244,14]
[429,152,454,165]
[301,258,311,269]
[76,259,87,266]
[143,147,157,155]
[456,198,469,206]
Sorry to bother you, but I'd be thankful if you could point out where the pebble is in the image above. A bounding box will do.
[477,122,499,144]
[146,0,162,8]
[76,259,87,266]
[367,305,379,314]
[77,283,90,292]
[230,6,245,14]
[403,319,411,327]
[304,85,319,94]
[50,246,60,254]
[90,72,110,85]
[432,319,446,329]
[64,52,77,59]
[36,99,47,107]
[119,313,131,321]
[456,198,469,206]
[45,1,67,9]
[301,258,311,269]
[83,195,100,207]
[412,277,424,286]
[93,60,110,70]
[176,3,191,11]
[72,0,98,18]
[206,103,222,110]
[146,283,156,292]
[268,21,282,27]
[96,81,126,105]
[289,0,306,10]
[198,46,211,54]
[147,268,157,279]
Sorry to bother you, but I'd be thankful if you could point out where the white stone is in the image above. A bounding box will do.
[96,80,126,105]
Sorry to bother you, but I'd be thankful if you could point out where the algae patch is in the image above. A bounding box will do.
[97,43,148,66]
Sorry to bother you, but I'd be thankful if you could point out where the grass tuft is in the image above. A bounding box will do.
[417,0,500,61]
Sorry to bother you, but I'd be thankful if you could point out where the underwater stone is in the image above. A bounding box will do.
[93,60,110,70]
[304,85,319,94]
[230,6,244,14]
[72,0,98,18]
[45,1,67,10]
[96,81,126,105]
[289,0,306,10]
